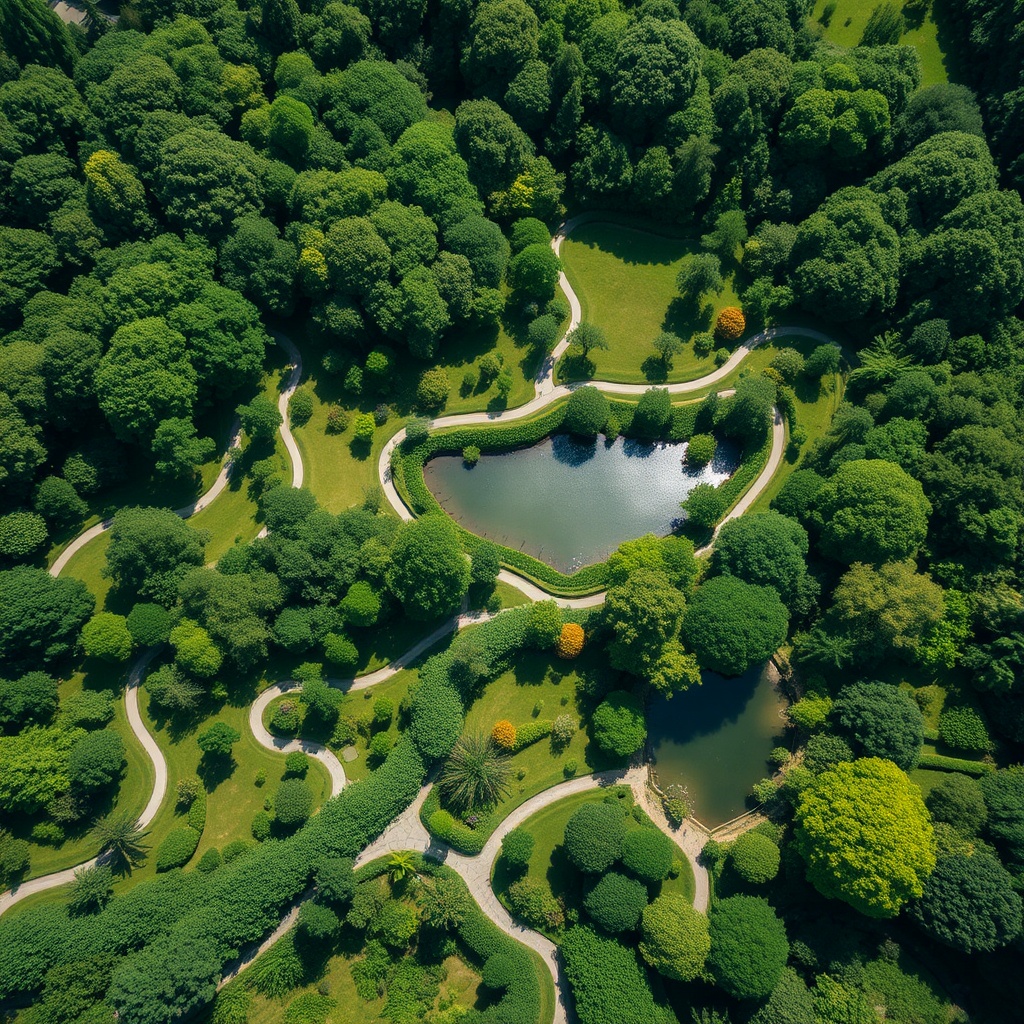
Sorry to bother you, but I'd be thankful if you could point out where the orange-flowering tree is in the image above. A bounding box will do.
[715,306,746,341]
[492,720,517,749]
[556,622,585,659]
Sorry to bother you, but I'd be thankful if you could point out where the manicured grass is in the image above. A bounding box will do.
[12,662,154,882]
[809,0,948,86]
[234,951,481,1024]
[458,647,622,843]
[60,530,113,608]
[558,222,741,384]
[909,767,951,799]
[493,787,696,942]
[493,580,532,609]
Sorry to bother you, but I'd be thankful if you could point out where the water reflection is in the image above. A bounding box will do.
[423,432,739,572]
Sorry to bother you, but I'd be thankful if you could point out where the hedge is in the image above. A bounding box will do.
[421,789,486,854]
[187,788,207,832]
[513,720,552,751]
[917,753,995,775]
[156,827,202,872]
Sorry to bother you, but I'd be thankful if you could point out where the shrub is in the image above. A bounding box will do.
[592,691,646,757]
[564,759,578,776]
[505,877,564,931]
[715,346,730,365]
[373,697,394,726]
[344,364,363,394]
[352,412,375,442]
[682,481,727,529]
[563,387,610,437]
[197,848,222,873]
[564,800,626,874]
[323,632,358,668]
[686,433,717,466]
[621,828,675,884]
[289,386,314,427]
[368,732,392,761]
[373,404,390,426]
[222,840,250,864]
[284,751,309,776]
[0,512,48,560]
[275,778,313,828]
[640,894,711,982]
[552,713,576,749]
[437,732,510,811]
[270,701,300,735]
[463,445,481,466]
[428,808,486,854]
[513,719,551,751]
[561,926,669,1024]
[709,895,789,1000]
[325,405,349,434]
[34,476,86,527]
[526,600,562,649]
[82,612,133,662]
[69,729,126,791]
[715,306,746,341]
[126,603,172,646]
[770,348,805,382]
[156,827,201,871]
[926,773,987,836]
[197,722,240,758]
[583,871,648,933]
[693,330,715,357]
[341,581,381,628]
[501,827,534,871]
[251,811,272,843]
[491,720,516,750]
[730,832,781,884]
[417,367,449,410]
[556,622,585,658]
[938,705,992,752]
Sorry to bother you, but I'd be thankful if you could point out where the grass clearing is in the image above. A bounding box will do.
[809,0,949,87]
[558,221,741,384]
[493,786,696,942]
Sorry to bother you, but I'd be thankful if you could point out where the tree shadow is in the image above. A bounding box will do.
[197,753,237,789]
[641,356,669,383]
[662,296,713,339]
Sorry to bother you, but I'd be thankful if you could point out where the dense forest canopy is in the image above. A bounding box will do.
[2,0,1024,1022]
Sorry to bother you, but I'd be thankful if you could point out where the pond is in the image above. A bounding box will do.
[422,433,738,572]
[648,663,787,828]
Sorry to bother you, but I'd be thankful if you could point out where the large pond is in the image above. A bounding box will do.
[423,434,738,572]
[648,663,787,828]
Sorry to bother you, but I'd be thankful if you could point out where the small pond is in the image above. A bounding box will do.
[648,663,787,828]
[423,433,738,572]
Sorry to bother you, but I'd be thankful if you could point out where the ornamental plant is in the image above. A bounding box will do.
[715,306,746,341]
[556,622,585,658]
[492,720,516,749]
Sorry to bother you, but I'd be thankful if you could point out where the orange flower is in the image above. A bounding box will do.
[492,720,517,749]
[556,622,585,659]
[715,306,746,341]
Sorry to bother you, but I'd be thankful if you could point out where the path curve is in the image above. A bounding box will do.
[1,335,305,918]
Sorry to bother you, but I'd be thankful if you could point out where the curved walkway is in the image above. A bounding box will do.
[1,336,305,917]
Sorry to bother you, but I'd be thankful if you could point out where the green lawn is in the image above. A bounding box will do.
[230,950,482,1024]
[809,0,949,87]
[558,222,741,384]
[457,647,623,843]
[12,662,154,882]
[493,787,696,942]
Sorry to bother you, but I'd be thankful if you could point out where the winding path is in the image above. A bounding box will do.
[0,335,304,917]
[4,218,836,1023]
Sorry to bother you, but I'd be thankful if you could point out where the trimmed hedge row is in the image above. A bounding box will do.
[514,720,552,752]
[421,788,487,854]
[395,405,608,595]
[917,753,995,775]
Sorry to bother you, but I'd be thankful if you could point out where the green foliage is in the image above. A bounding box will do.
[564,800,627,874]
[196,722,240,759]
[0,670,58,730]
[681,575,789,676]
[69,729,125,791]
[794,757,935,917]
[156,827,201,872]
[639,894,710,982]
[833,681,924,770]
[0,511,48,562]
[632,387,672,439]
[583,870,648,933]
[437,732,510,812]
[926,774,987,836]
[561,925,674,1024]
[68,864,114,916]
[592,690,647,757]
[682,482,727,530]
[729,831,780,884]
[685,433,716,467]
[501,826,534,871]
[274,778,313,828]
[563,386,609,436]
[81,612,133,662]
[126,603,172,647]
[938,705,992,752]
[910,852,1022,952]
[812,459,931,564]
[387,515,470,621]
[709,895,789,1000]
[787,692,832,731]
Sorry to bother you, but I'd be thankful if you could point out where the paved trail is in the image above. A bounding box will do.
[5,218,837,1023]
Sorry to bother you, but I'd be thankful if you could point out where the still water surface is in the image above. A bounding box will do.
[648,663,787,827]
[423,433,737,572]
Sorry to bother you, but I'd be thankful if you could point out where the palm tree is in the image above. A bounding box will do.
[437,733,511,813]
[387,850,416,884]
[91,811,150,875]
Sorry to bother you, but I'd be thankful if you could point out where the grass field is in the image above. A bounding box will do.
[493,786,696,942]
[458,646,622,843]
[809,0,948,87]
[559,222,742,384]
